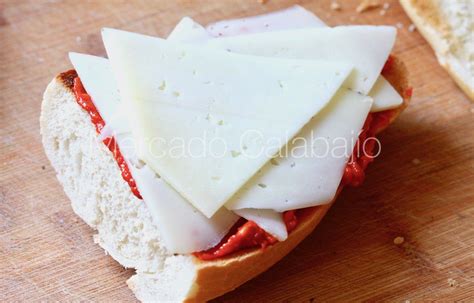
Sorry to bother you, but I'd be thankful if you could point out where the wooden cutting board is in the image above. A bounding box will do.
[1,0,473,301]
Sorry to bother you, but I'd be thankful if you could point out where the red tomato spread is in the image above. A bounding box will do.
[196,219,278,260]
[197,210,298,260]
[342,111,390,187]
[71,75,142,199]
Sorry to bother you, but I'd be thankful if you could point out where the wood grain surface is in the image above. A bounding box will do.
[1,0,473,301]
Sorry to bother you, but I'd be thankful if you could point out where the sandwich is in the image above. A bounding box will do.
[40,5,412,302]
[400,0,473,100]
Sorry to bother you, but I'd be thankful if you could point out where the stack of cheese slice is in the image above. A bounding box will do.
[69,5,402,254]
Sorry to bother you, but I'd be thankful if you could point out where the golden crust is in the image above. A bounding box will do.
[187,206,331,302]
[186,56,412,302]
[57,70,78,91]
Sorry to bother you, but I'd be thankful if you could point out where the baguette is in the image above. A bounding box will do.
[399,0,473,100]
[40,56,410,302]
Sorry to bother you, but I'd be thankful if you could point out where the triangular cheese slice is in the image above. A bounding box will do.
[102,28,352,217]
[205,26,396,95]
[172,16,402,112]
[226,89,373,211]
[368,76,403,111]
[69,53,120,125]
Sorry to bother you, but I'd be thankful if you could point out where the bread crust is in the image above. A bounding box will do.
[186,56,411,302]
[42,57,410,302]
[399,0,473,101]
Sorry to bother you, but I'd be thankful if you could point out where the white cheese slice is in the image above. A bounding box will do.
[69,53,120,124]
[102,28,352,218]
[206,5,325,37]
[130,163,238,253]
[97,101,130,140]
[368,76,403,111]
[173,15,402,112]
[69,52,239,253]
[205,26,396,95]
[226,89,373,211]
[234,209,287,241]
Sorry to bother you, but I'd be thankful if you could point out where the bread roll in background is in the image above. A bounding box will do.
[400,0,473,101]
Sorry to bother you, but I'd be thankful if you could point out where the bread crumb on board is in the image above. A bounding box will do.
[379,3,390,15]
[356,0,381,13]
[447,278,458,287]
[330,2,342,11]
[412,158,421,165]
[257,0,268,4]
[393,236,405,245]
[408,24,416,32]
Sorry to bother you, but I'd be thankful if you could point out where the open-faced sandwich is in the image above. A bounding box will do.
[40,5,412,302]
[400,0,473,100]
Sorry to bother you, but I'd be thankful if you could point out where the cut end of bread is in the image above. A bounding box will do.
[40,75,189,295]
[40,55,410,301]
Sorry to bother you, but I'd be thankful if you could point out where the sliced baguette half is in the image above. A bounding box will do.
[399,0,473,100]
[40,56,410,302]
